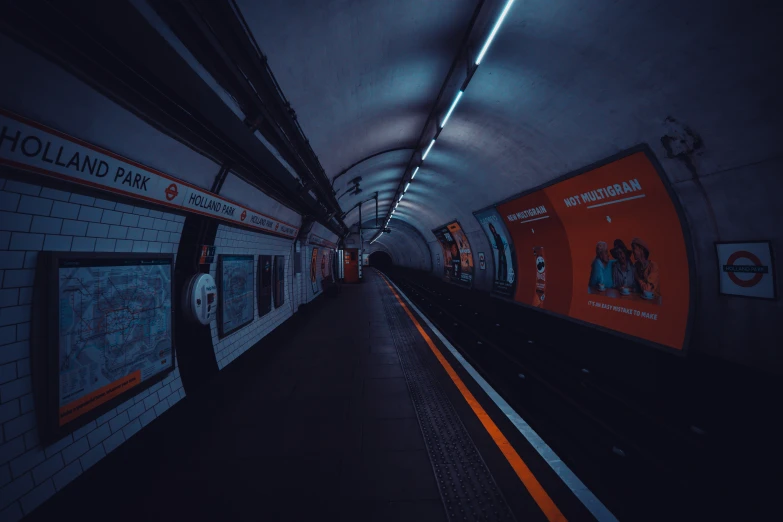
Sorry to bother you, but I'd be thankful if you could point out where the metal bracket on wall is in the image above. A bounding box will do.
[210,163,231,194]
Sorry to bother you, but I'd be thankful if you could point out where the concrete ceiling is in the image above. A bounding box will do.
[237,0,782,253]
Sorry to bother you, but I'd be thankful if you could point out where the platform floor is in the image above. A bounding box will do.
[27,271,592,522]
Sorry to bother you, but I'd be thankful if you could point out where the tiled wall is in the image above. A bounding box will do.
[0,176,186,520]
[209,225,295,371]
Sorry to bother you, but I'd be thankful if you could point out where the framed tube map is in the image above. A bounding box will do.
[34,252,176,442]
[217,254,255,338]
[474,146,693,352]
[433,220,474,287]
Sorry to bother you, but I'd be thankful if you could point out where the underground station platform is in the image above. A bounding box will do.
[25,270,614,522]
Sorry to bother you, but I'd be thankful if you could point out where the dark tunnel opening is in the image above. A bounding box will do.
[368,251,393,271]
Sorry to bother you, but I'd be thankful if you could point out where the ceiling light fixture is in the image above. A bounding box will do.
[371,0,516,245]
[476,0,515,65]
[421,139,436,160]
[441,90,464,128]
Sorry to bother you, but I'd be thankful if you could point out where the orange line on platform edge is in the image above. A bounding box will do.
[380,274,568,522]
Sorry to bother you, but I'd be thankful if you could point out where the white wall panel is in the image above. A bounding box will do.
[208,225,295,370]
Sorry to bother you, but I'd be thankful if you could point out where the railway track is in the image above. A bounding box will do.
[382,269,721,521]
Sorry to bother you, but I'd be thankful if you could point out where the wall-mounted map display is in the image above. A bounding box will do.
[34,253,175,442]
[217,255,255,338]
[258,255,273,317]
[480,147,692,352]
[433,221,474,287]
[474,208,517,298]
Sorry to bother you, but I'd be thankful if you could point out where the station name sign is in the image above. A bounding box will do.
[308,234,337,250]
[0,109,299,239]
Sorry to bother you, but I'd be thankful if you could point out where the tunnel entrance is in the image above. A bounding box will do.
[368,251,393,271]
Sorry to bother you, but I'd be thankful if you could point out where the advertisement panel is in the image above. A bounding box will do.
[474,208,517,298]
[493,149,691,351]
[433,221,474,287]
[321,249,332,281]
[310,247,319,294]
[35,253,176,442]
[258,255,273,317]
[273,256,286,308]
[217,255,255,338]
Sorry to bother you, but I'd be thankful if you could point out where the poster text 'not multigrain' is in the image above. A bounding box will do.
[563,179,643,207]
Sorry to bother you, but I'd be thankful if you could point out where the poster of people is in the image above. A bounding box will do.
[474,208,517,298]
[493,150,690,351]
[432,221,474,287]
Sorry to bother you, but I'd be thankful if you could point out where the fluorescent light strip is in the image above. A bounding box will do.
[411,166,419,179]
[441,90,464,127]
[399,193,404,201]
[422,139,436,160]
[405,182,411,192]
[475,0,515,65]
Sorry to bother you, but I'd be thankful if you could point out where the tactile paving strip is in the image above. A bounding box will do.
[377,276,517,522]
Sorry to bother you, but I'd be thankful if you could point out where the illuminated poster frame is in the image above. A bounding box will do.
[473,207,518,298]
[474,144,696,354]
[33,252,176,444]
[217,254,255,338]
[310,247,319,294]
[273,255,286,308]
[432,220,475,288]
[258,255,273,317]
[320,249,332,282]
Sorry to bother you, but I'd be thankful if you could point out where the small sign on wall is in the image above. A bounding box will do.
[199,245,216,264]
[715,241,777,299]
[478,252,486,270]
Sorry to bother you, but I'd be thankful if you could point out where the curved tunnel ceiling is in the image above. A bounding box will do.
[238,0,781,246]
[235,0,478,224]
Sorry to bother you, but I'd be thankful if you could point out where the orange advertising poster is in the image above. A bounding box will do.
[496,151,690,350]
[59,370,141,426]
[497,191,573,315]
